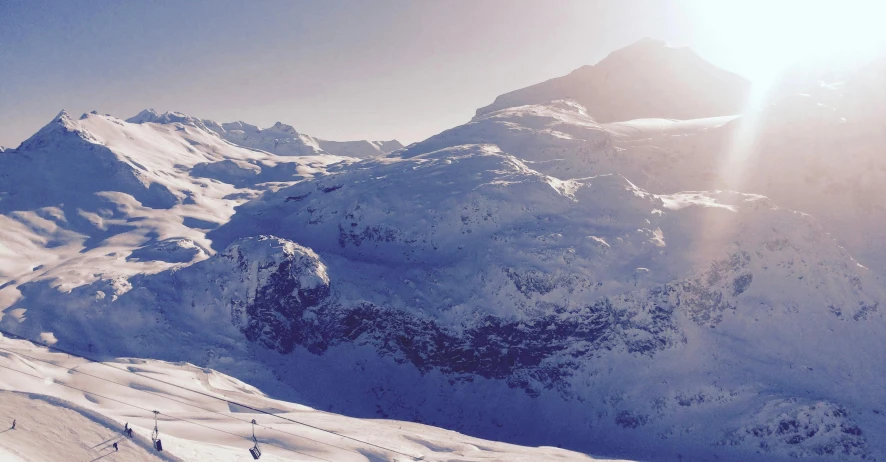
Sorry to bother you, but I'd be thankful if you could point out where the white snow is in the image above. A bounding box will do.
[0,334,619,462]
[177,114,403,159]
[0,391,174,462]
[0,110,351,309]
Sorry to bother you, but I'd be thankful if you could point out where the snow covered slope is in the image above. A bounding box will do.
[0,391,177,462]
[5,128,885,460]
[0,334,615,462]
[475,38,750,122]
[0,109,349,308]
[400,100,612,179]
[596,67,886,275]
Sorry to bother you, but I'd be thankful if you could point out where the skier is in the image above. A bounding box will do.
[10,420,14,430]
[113,442,118,451]
[127,428,133,438]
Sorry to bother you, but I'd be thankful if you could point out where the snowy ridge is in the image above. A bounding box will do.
[126,109,217,134]
[0,109,349,307]
[200,119,404,159]
[317,138,404,159]
[126,109,403,159]
[401,100,612,178]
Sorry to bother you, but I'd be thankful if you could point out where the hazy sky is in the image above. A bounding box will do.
[1,0,882,147]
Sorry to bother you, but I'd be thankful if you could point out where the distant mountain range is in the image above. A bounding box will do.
[128,107,403,158]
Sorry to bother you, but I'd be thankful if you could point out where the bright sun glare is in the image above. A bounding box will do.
[692,0,886,82]
[685,0,886,256]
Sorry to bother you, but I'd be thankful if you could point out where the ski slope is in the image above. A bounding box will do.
[0,391,175,462]
[0,334,620,462]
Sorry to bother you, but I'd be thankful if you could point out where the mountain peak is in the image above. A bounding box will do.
[269,121,299,135]
[127,108,195,124]
[475,39,749,122]
[126,108,161,123]
[17,109,94,150]
[48,109,77,129]
[626,36,668,49]
[126,109,217,135]
[597,37,693,67]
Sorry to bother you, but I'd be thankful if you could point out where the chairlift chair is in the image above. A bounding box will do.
[151,410,163,451]
[249,419,262,459]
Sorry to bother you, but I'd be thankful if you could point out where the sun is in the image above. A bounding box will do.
[689,0,886,82]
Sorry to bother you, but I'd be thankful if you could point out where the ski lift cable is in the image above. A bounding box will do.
[0,363,338,462]
[0,362,335,462]
[0,329,423,461]
[0,345,360,456]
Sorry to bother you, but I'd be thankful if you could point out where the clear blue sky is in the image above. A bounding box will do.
[2,0,876,147]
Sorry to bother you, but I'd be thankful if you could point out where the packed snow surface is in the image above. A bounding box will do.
[0,334,618,461]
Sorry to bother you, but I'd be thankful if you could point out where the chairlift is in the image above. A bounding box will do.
[248,419,262,459]
[151,410,163,451]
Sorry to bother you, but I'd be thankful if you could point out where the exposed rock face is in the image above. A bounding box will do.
[153,236,335,354]
[219,237,332,353]
[722,399,871,459]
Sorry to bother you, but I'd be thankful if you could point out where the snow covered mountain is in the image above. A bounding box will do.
[128,109,402,159]
[0,109,348,310]
[476,38,750,123]
[2,38,886,462]
[316,139,404,159]
[594,63,886,277]
[205,119,403,158]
